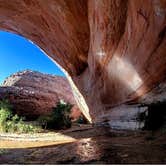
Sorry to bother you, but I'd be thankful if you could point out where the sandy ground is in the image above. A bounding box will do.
[0,125,166,164]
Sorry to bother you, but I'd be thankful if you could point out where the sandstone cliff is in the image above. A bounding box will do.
[0,70,81,120]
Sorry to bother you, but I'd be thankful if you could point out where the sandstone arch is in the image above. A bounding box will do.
[0,0,166,127]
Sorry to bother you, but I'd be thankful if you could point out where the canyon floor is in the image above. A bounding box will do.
[0,124,166,164]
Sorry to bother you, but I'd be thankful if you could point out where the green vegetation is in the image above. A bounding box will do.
[0,98,85,133]
[0,149,8,155]
[0,99,41,133]
[75,115,88,124]
[38,100,73,130]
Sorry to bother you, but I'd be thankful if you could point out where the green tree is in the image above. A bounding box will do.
[38,100,73,130]
[0,99,41,133]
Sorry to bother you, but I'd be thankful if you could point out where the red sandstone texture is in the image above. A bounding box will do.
[0,70,81,120]
[0,0,166,124]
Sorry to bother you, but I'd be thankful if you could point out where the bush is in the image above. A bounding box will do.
[75,115,88,124]
[0,100,13,132]
[37,115,53,129]
[0,99,41,133]
[0,99,12,112]
[38,100,73,130]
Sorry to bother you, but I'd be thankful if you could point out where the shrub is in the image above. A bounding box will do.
[0,100,13,132]
[75,115,88,124]
[0,99,41,133]
[0,99,12,112]
[37,115,53,129]
[38,100,73,130]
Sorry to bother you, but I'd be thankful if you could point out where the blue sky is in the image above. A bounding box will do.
[0,31,65,84]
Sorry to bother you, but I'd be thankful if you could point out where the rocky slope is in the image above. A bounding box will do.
[0,0,166,127]
[0,70,81,120]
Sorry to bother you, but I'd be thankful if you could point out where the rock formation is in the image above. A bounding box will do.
[0,0,166,128]
[0,70,81,120]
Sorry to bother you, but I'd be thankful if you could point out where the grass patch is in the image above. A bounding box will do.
[0,99,41,133]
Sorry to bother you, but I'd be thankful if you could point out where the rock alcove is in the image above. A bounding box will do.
[0,0,166,129]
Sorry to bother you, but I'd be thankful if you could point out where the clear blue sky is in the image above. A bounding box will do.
[0,31,65,84]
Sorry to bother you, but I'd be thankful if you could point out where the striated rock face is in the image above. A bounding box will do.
[0,0,166,128]
[0,70,81,120]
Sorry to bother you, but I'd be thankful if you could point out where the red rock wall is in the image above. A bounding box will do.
[0,0,166,124]
[0,70,82,120]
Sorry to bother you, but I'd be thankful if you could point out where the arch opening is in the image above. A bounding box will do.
[1,0,165,129]
[0,30,92,123]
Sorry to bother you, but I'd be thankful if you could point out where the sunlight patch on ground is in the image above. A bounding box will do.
[0,132,77,149]
[0,139,76,149]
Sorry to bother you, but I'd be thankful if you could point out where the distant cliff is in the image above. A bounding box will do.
[0,70,81,120]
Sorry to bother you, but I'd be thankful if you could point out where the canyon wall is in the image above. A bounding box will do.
[0,70,81,120]
[0,0,166,128]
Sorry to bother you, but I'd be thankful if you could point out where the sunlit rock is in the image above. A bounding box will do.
[0,0,166,128]
[0,70,82,120]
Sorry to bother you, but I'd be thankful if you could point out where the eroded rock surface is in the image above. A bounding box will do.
[0,0,166,127]
[0,70,81,120]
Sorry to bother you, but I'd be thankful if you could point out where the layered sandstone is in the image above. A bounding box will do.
[0,0,166,128]
[0,70,81,120]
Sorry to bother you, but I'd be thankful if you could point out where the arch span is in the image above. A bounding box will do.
[0,0,166,126]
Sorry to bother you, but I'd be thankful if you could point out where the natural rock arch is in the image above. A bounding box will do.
[0,0,166,127]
